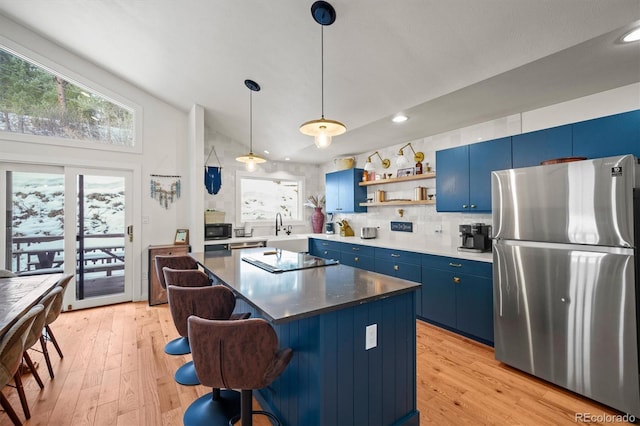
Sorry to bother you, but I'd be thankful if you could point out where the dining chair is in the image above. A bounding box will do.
[0,269,16,278]
[185,316,293,426]
[29,287,63,379]
[42,274,73,360]
[0,304,44,425]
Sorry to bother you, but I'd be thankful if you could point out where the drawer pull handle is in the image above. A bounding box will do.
[449,262,462,268]
[322,243,329,246]
[352,247,360,251]
[453,276,461,284]
[391,254,401,258]
[393,265,399,271]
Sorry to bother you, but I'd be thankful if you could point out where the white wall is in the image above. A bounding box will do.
[0,14,189,301]
[325,83,640,248]
[202,130,323,237]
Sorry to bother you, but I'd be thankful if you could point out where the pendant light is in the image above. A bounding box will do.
[236,79,266,171]
[299,1,346,149]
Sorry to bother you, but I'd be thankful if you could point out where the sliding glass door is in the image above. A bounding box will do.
[2,163,133,309]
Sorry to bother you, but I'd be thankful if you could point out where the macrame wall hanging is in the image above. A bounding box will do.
[150,174,181,209]
[204,146,223,195]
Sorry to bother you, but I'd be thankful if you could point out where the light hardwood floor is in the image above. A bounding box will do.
[0,302,632,425]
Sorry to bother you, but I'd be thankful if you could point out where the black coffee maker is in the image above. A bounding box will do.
[458,223,492,252]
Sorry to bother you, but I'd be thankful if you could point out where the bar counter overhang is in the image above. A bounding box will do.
[191,248,421,426]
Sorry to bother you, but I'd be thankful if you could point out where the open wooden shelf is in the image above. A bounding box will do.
[359,172,435,186]
[360,199,435,207]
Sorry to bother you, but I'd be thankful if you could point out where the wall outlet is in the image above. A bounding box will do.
[366,324,377,350]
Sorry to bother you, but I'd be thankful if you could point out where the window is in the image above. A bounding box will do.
[237,172,304,223]
[0,46,135,146]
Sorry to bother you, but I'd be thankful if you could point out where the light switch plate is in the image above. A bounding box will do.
[366,324,377,350]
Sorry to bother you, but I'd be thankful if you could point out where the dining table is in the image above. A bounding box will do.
[0,273,66,338]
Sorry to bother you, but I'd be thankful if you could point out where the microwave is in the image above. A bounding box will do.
[204,223,232,240]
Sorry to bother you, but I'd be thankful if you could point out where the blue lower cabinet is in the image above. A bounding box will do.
[421,255,493,345]
[309,239,341,260]
[421,268,456,329]
[374,248,422,282]
[455,272,493,343]
[341,253,374,271]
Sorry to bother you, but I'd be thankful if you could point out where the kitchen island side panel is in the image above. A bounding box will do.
[245,291,419,426]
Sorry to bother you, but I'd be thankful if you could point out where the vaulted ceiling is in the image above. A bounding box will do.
[1,1,639,163]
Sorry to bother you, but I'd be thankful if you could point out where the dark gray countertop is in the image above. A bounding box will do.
[191,248,421,324]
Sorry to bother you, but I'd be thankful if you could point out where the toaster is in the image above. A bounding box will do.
[360,227,377,239]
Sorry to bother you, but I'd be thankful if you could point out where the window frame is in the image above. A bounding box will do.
[235,170,306,228]
[0,36,143,153]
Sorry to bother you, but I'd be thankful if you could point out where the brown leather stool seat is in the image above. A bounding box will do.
[167,284,250,386]
[185,317,293,426]
[154,255,200,355]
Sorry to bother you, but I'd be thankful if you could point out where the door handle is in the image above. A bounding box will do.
[470,204,476,209]
[354,257,359,262]
[462,204,468,209]
[393,265,399,271]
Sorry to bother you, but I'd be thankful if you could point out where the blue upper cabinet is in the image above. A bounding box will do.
[512,124,573,168]
[469,136,511,211]
[436,137,511,213]
[325,168,367,213]
[572,110,640,159]
[435,145,469,212]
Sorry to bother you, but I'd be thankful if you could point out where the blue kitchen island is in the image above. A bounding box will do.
[191,248,421,426]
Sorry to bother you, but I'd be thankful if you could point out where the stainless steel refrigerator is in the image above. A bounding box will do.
[492,154,640,418]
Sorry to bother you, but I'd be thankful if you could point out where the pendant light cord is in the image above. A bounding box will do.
[249,89,253,153]
[321,25,324,120]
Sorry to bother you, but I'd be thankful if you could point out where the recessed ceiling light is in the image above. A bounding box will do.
[392,115,408,123]
[621,27,640,43]
[263,150,270,154]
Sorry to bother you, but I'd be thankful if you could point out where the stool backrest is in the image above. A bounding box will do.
[0,305,44,387]
[163,267,211,287]
[167,285,236,338]
[154,255,198,289]
[188,317,292,390]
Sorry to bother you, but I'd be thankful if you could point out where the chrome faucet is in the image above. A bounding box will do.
[275,212,283,236]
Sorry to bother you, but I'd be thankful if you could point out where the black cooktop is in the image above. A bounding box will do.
[242,250,339,273]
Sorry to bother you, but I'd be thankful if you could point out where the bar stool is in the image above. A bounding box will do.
[162,267,211,288]
[185,317,293,426]
[0,304,43,425]
[154,255,199,355]
[167,284,249,386]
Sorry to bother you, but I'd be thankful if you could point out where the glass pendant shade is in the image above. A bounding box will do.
[364,160,375,172]
[300,1,345,149]
[236,79,265,171]
[236,152,266,171]
[300,118,346,148]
